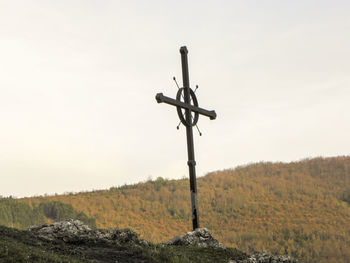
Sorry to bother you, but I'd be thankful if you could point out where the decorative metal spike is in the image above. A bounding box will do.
[195,124,202,136]
[173,76,180,90]
[177,121,181,130]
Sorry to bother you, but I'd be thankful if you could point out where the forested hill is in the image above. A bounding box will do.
[0,198,96,229]
[2,156,350,263]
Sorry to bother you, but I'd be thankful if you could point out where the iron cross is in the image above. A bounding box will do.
[155,46,216,230]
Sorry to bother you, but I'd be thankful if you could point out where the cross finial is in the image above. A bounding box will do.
[180,46,188,54]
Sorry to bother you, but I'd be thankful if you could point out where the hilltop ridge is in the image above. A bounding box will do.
[0,219,297,262]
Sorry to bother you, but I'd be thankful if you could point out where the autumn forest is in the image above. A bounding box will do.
[1,156,350,263]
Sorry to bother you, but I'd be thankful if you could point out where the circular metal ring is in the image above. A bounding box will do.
[176,88,199,127]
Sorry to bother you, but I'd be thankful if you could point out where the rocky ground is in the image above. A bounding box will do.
[0,220,298,262]
[29,220,149,247]
[229,251,296,263]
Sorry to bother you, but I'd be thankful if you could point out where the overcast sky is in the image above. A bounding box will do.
[0,1,349,197]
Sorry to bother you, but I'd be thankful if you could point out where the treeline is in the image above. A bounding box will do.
[16,156,350,263]
[0,198,96,229]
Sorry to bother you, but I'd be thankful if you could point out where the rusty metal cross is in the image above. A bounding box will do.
[155,46,216,230]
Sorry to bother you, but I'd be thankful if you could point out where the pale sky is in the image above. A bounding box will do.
[0,1,349,197]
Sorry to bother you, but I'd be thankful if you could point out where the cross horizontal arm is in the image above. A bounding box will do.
[156,93,217,120]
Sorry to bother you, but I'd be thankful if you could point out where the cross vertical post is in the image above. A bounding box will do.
[180,46,200,230]
[155,46,216,231]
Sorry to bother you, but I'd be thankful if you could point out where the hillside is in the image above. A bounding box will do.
[2,156,350,262]
[0,198,96,229]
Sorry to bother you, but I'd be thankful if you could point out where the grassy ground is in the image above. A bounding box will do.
[0,225,247,263]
